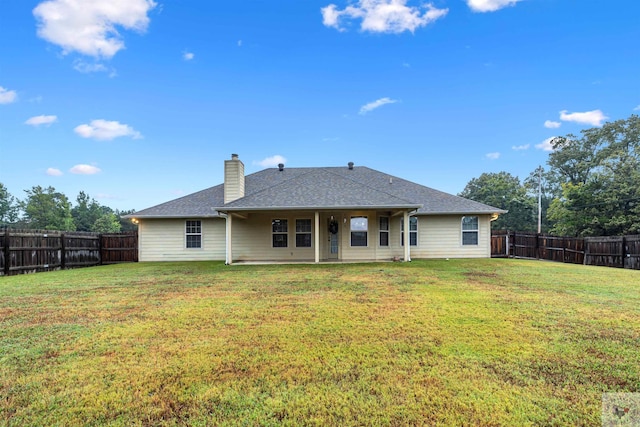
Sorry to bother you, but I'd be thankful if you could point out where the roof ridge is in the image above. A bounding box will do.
[326,167,419,205]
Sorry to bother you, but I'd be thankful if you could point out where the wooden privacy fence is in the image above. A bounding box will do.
[0,229,138,276]
[492,231,640,270]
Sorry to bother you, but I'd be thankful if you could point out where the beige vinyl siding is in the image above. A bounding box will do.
[138,218,226,262]
[409,214,492,259]
[231,212,316,262]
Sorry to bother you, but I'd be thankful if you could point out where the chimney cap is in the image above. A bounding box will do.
[278,163,284,171]
[231,153,239,160]
[348,162,354,170]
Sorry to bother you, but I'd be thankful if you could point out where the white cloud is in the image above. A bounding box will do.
[321,0,448,33]
[33,0,157,59]
[237,40,243,47]
[485,152,500,160]
[70,164,101,175]
[183,51,194,61]
[535,137,556,152]
[253,155,287,168]
[25,115,58,126]
[46,167,63,176]
[359,97,397,115]
[73,59,111,74]
[74,119,142,141]
[559,109,608,127]
[634,105,640,111]
[544,120,561,129]
[467,0,522,12]
[512,144,529,151]
[0,86,17,104]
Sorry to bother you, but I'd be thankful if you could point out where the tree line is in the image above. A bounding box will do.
[460,114,639,237]
[0,185,137,233]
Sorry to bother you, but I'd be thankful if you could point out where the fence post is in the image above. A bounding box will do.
[60,232,66,270]
[621,236,627,269]
[99,233,103,265]
[3,228,9,276]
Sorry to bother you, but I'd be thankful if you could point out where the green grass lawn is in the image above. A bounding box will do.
[1,259,639,426]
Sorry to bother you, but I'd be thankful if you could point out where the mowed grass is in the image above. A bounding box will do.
[1,259,639,426]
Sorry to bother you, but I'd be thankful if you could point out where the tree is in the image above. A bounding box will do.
[0,183,19,226]
[72,191,109,232]
[92,213,122,233]
[547,115,640,236]
[459,172,537,231]
[21,186,75,230]
[116,209,139,231]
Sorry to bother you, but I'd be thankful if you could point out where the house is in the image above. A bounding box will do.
[127,154,506,264]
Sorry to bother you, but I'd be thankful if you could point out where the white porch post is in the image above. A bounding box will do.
[226,213,233,265]
[404,210,411,262]
[314,211,320,263]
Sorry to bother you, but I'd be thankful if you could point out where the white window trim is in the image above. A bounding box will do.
[272,219,288,248]
[461,216,479,246]
[379,216,389,247]
[185,220,202,249]
[350,216,368,247]
[401,217,418,247]
[295,218,312,248]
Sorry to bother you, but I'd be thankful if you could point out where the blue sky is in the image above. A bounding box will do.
[1,0,639,211]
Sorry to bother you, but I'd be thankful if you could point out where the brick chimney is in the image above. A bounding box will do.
[224,153,245,203]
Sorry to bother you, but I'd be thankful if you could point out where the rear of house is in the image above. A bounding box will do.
[127,154,504,263]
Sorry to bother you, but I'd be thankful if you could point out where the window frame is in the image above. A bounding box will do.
[350,216,368,247]
[185,220,202,249]
[401,216,418,246]
[379,216,389,247]
[461,216,479,246]
[295,218,312,248]
[272,219,288,248]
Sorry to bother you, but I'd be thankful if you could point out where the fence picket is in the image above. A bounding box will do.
[492,232,640,270]
[0,229,138,276]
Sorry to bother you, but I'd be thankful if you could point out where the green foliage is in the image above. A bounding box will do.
[0,183,19,225]
[91,213,122,233]
[459,172,537,231]
[72,191,110,232]
[116,209,138,231]
[20,185,75,231]
[1,260,638,425]
[548,115,640,236]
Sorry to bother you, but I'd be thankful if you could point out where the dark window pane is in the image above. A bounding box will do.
[186,235,201,248]
[462,231,478,245]
[380,232,389,246]
[379,217,389,231]
[296,219,311,233]
[462,216,478,231]
[296,233,311,247]
[351,231,367,247]
[273,234,288,247]
[272,219,288,233]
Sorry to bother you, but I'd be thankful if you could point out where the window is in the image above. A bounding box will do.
[379,216,389,247]
[350,216,368,247]
[296,219,312,247]
[272,219,288,247]
[186,220,202,248]
[401,217,418,246]
[462,216,479,245]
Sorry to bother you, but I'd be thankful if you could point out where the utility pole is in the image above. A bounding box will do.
[537,166,542,234]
